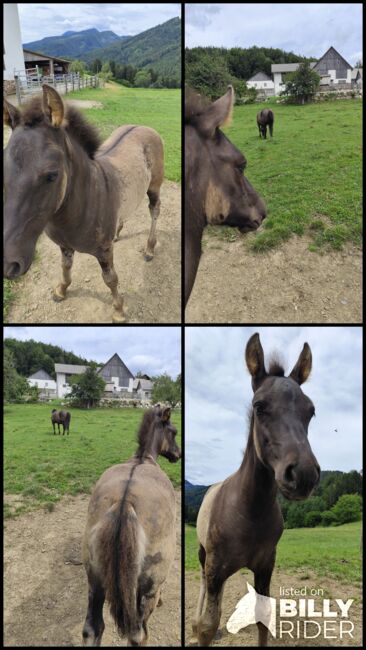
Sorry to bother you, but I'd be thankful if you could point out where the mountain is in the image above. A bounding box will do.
[23,28,130,60]
[83,17,181,80]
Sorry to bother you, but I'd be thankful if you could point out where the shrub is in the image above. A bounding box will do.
[304,511,322,527]
[331,494,362,525]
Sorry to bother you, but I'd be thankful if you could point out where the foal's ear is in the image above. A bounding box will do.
[161,407,171,422]
[42,84,64,127]
[3,99,21,129]
[199,85,234,138]
[245,333,267,390]
[289,343,312,385]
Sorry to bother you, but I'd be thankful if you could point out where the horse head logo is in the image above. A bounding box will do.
[226,582,276,637]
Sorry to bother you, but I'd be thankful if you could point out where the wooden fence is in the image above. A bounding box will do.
[14,71,104,104]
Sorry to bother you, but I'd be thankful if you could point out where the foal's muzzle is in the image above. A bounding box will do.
[277,460,320,500]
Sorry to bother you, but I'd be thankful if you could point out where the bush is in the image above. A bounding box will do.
[304,511,322,527]
[321,510,338,526]
[331,494,362,525]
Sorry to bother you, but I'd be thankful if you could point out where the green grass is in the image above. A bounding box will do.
[66,82,181,182]
[208,99,362,251]
[4,403,181,516]
[185,520,362,586]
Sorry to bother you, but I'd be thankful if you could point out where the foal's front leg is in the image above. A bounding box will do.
[53,247,74,302]
[254,558,275,647]
[197,564,226,646]
[96,245,125,323]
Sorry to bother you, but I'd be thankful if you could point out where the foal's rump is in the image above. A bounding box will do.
[83,461,175,640]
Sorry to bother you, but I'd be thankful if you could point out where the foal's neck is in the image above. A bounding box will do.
[238,414,278,518]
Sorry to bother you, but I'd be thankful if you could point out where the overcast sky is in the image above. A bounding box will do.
[4,326,181,379]
[18,3,181,43]
[185,326,362,485]
[185,3,362,66]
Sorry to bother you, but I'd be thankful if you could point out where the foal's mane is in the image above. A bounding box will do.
[135,409,160,458]
[18,96,101,158]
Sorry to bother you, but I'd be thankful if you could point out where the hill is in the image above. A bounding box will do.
[4,338,93,380]
[83,17,181,81]
[23,28,129,59]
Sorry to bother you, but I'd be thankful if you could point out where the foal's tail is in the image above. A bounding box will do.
[100,500,146,643]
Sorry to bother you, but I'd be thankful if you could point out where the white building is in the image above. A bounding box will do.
[27,370,57,397]
[55,363,87,398]
[4,4,26,82]
[247,71,275,96]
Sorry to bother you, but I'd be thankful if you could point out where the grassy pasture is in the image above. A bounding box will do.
[4,403,181,517]
[185,521,362,586]
[209,98,362,251]
[66,82,181,182]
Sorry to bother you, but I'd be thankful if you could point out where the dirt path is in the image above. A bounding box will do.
[186,233,362,323]
[4,490,181,647]
[185,569,362,646]
[7,181,181,323]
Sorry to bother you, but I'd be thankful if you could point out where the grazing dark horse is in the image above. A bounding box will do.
[257,108,274,139]
[185,86,266,307]
[193,333,320,646]
[3,85,164,322]
[51,409,71,435]
[82,406,181,646]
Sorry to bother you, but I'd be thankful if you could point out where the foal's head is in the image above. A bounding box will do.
[136,406,181,463]
[245,333,320,500]
[185,86,266,232]
[3,85,101,280]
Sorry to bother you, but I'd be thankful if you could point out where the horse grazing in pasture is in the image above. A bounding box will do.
[193,333,320,646]
[51,409,71,435]
[82,406,181,646]
[185,86,266,307]
[3,85,164,322]
[257,108,274,139]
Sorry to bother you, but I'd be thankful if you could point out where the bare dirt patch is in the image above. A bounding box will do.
[7,181,181,323]
[4,490,181,647]
[186,234,362,323]
[66,99,104,109]
[185,569,362,646]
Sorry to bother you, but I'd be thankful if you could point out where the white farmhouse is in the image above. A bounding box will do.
[55,363,88,398]
[4,3,26,88]
[247,71,275,97]
[27,370,57,397]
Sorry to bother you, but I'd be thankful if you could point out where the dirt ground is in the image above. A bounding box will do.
[6,180,181,323]
[185,569,362,647]
[4,490,181,647]
[185,233,362,323]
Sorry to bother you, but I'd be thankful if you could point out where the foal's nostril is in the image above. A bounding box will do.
[6,261,22,279]
[284,463,297,486]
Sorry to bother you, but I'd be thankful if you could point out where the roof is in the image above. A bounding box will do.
[351,69,362,80]
[23,48,71,63]
[55,363,88,374]
[272,62,317,73]
[313,46,352,72]
[133,378,153,390]
[97,353,134,379]
[28,369,54,381]
[247,71,273,82]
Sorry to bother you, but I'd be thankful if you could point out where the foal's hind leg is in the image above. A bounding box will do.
[82,573,105,647]
[144,189,161,261]
[53,247,74,302]
[96,245,125,323]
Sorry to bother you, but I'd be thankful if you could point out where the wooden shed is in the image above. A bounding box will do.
[23,48,71,75]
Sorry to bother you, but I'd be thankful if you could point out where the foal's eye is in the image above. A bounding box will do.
[44,171,58,183]
[237,162,246,173]
[254,401,267,416]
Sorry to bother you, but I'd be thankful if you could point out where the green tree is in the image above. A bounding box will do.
[3,348,29,402]
[151,373,181,408]
[331,494,362,525]
[304,511,322,527]
[91,58,102,74]
[186,51,231,99]
[134,69,152,87]
[68,367,106,408]
[69,60,86,77]
[281,61,320,104]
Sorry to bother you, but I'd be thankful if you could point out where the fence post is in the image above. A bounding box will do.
[65,74,68,94]
[78,73,80,91]
[72,74,74,91]
[15,75,22,105]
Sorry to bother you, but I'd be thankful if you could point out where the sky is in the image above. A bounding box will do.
[185,326,363,485]
[185,3,363,66]
[4,326,181,379]
[18,3,181,43]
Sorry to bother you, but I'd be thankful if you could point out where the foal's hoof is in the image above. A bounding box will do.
[53,287,67,302]
[112,311,127,323]
[144,253,154,262]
